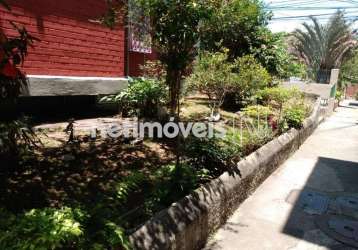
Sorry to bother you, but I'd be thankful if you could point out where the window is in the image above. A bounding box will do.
[128,1,152,54]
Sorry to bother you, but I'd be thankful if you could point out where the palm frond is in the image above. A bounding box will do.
[293,11,357,82]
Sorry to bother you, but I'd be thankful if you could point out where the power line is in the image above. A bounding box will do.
[266,0,332,8]
[266,6,358,10]
[269,17,358,22]
[270,16,358,21]
[270,10,358,20]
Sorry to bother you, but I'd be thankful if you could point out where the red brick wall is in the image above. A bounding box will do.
[128,51,157,76]
[346,84,358,98]
[0,0,125,77]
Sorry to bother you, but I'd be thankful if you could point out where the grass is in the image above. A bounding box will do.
[181,97,238,122]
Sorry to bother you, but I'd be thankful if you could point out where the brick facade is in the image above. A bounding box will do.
[128,51,157,76]
[0,0,154,77]
[346,84,358,98]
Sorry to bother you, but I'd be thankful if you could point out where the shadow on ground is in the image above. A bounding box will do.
[282,157,358,249]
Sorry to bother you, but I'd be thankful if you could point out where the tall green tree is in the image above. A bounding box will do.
[200,0,269,60]
[293,11,357,83]
[133,0,211,116]
[199,0,298,78]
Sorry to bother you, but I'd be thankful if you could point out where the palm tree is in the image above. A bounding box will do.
[293,11,357,83]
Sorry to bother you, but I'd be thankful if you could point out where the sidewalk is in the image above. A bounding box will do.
[204,100,358,250]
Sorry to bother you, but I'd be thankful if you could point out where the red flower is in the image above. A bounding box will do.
[1,61,18,78]
[268,114,278,131]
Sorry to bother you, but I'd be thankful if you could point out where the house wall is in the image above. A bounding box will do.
[0,0,126,77]
[128,51,157,76]
[346,84,358,98]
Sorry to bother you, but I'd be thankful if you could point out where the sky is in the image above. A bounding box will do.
[265,0,358,33]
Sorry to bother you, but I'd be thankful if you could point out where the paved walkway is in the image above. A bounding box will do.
[204,100,358,250]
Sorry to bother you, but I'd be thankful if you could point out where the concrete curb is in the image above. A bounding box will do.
[27,77,128,96]
[129,99,323,250]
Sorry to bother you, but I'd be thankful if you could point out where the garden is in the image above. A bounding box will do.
[0,0,351,250]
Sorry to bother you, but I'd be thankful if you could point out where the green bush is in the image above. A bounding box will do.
[0,207,84,250]
[184,137,236,177]
[100,78,168,118]
[242,105,273,119]
[335,90,343,101]
[223,55,271,109]
[186,50,238,110]
[256,86,300,108]
[355,92,358,100]
[148,164,201,208]
[234,55,271,98]
[0,206,133,250]
[224,127,274,156]
[187,52,271,110]
[283,104,307,129]
[83,220,131,250]
[0,118,41,157]
[115,172,146,202]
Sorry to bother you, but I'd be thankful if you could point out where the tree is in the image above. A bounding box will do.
[233,55,271,102]
[188,52,271,112]
[186,50,237,113]
[293,11,357,83]
[251,31,307,79]
[133,0,211,116]
[200,0,269,60]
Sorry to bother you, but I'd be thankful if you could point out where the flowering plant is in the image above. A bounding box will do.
[0,19,38,100]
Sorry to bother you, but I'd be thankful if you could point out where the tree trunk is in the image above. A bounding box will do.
[167,69,182,117]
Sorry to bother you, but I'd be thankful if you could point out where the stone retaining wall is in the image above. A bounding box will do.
[129,99,324,250]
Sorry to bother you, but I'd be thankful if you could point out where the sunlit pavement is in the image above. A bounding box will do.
[204,100,358,250]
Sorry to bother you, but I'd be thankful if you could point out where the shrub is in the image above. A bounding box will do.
[256,87,300,108]
[223,55,271,109]
[283,104,307,129]
[0,18,39,161]
[355,92,358,100]
[224,126,274,156]
[256,86,302,123]
[83,220,131,250]
[186,50,237,111]
[184,136,236,177]
[149,164,201,208]
[129,0,213,115]
[0,207,85,250]
[335,90,343,102]
[233,55,271,99]
[241,105,273,120]
[187,52,271,111]
[0,22,37,103]
[0,118,41,164]
[100,78,167,118]
[115,172,146,202]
